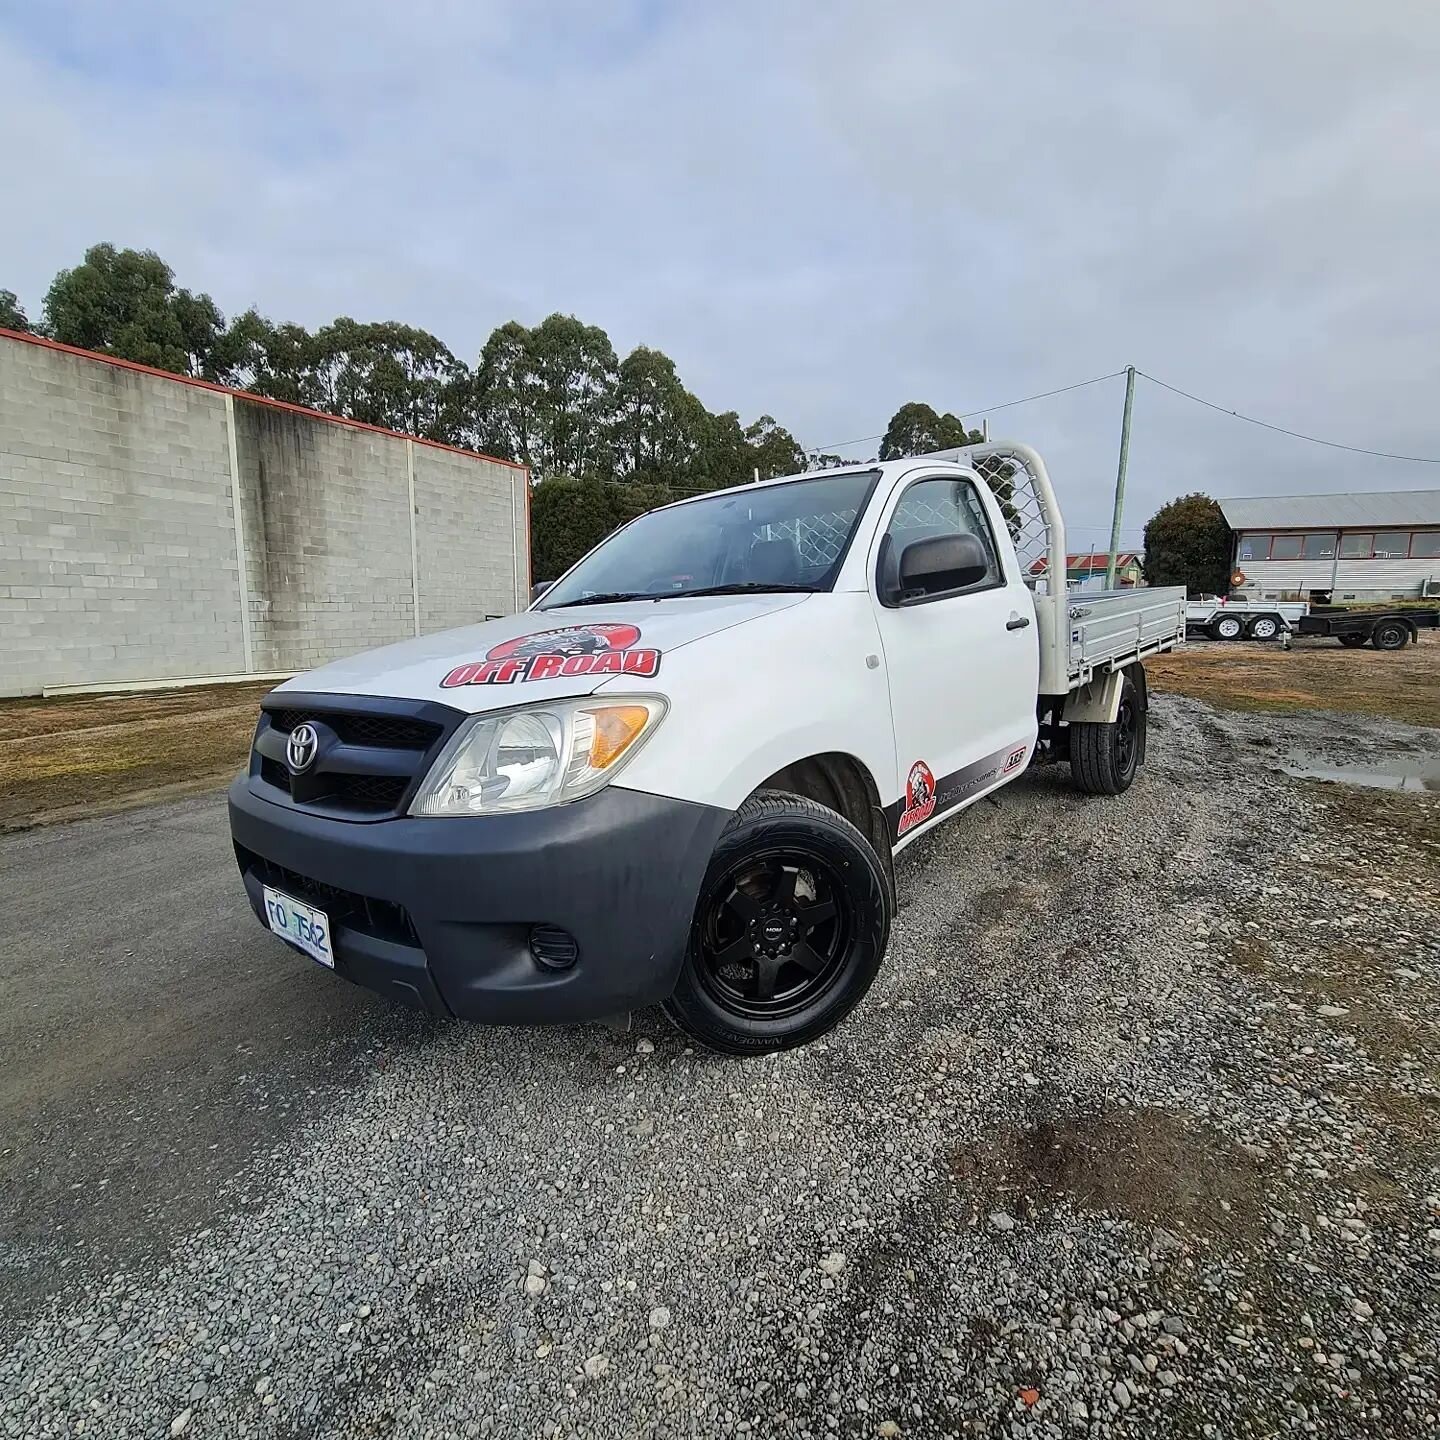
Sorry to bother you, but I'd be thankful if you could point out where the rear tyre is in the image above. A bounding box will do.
[1211,614,1244,641]
[1372,621,1410,651]
[1339,633,1367,648]
[1247,615,1280,641]
[663,791,890,1055]
[1070,670,1144,796]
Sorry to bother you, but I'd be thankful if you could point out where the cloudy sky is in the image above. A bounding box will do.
[4,1,1439,545]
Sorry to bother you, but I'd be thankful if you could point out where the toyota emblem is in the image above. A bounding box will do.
[286,722,320,774]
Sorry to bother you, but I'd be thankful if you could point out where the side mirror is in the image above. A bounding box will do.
[897,534,990,601]
[530,581,553,605]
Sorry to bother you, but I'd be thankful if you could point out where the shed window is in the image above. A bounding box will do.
[1237,533,1271,562]
[1411,532,1440,559]
[1339,533,1372,558]
[1301,533,1337,559]
[1373,531,1411,558]
[1269,535,1303,560]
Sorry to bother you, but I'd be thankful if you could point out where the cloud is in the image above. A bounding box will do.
[4,0,1439,542]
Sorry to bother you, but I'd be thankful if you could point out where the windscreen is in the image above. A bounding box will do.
[538,470,880,607]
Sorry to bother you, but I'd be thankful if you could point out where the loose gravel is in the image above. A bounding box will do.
[2,693,1436,1439]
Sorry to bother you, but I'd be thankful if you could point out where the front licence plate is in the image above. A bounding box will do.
[263,886,335,969]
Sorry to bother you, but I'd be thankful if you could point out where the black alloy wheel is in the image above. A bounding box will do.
[664,791,890,1053]
[697,850,850,1019]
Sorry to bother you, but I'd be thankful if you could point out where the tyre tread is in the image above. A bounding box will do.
[1069,671,1143,797]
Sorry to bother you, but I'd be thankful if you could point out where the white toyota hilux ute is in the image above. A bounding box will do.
[229,443,1186,1053]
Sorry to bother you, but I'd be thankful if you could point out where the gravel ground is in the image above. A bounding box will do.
[2,693,1436,1439]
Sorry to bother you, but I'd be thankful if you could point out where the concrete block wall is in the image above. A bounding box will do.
[233,400,415,673]
[0,332,529,696]
[413,444,528,634]
[0,341,245,694]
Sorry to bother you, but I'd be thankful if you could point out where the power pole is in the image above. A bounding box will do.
[1105,365,1136,589]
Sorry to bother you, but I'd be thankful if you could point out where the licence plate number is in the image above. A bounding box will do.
[263,886,335,969]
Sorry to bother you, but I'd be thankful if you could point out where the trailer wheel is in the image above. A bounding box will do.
[663,791,890,1055]
[1339,634,1367,648]
[1211,614,1244,641]
[1247,615,1280,641]
[1069,670,1144,796]
[1372,621,1410,651]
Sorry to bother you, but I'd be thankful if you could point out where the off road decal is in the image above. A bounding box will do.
[441,623,661,688]
[896,761,937,836]
[886,740,1033,841]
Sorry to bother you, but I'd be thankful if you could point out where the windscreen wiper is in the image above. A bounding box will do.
[550,591,649,607]
[664,582,820,598]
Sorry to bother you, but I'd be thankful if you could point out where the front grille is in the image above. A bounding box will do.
[259,758,411,813]
[237,844,419,947]
[252,696,459,820]
[266,708,440,750]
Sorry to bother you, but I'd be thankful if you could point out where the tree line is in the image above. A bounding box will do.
[1,244,822,488]
[3,244,1058,576]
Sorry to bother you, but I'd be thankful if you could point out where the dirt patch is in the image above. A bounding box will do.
[950,1105,1271,1241]
[0,681,276,830]
[1148,630,1440,727]
[1314,782,1440,870]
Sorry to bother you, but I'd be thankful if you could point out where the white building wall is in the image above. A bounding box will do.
[1239,556,1440,600]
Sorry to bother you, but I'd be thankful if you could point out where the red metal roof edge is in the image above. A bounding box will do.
[1029,552,1140,573]
[0,326,530,474]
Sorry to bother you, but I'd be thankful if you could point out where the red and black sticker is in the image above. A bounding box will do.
[441,623,661,688]
[896,760,937,836]
[887,739,1033,841]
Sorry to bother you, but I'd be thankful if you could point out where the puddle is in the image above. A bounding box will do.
[1281,754,1440,793]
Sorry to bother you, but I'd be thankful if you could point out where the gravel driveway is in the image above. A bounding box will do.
[2,693,1436,1439]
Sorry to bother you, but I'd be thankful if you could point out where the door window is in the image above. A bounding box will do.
[879,477,1002,602]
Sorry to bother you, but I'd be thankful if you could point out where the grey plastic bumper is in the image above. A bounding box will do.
[228,779,731,1024]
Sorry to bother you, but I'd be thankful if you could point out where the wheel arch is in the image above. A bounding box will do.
[749,750,893,871]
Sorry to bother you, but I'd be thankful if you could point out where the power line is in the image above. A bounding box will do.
[810,369,1128,455]
[1137,371,1440,466]
[955,370,1129,422]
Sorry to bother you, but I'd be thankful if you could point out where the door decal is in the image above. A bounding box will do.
[886,741,1030,841]
[896,761,937,836]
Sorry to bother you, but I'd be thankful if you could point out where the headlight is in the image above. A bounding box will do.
[409,697,667,817]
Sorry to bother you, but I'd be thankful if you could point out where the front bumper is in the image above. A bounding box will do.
[228,779,731,1024]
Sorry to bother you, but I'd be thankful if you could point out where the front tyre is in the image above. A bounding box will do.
[1211,614,1244,641]
[1069,668,1145,796]
[663,791,890,1054]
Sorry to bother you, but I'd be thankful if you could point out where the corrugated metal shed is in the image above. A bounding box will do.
[1218,490,1440,530]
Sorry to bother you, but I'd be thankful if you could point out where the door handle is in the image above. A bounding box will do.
[1006,616,1031,631]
